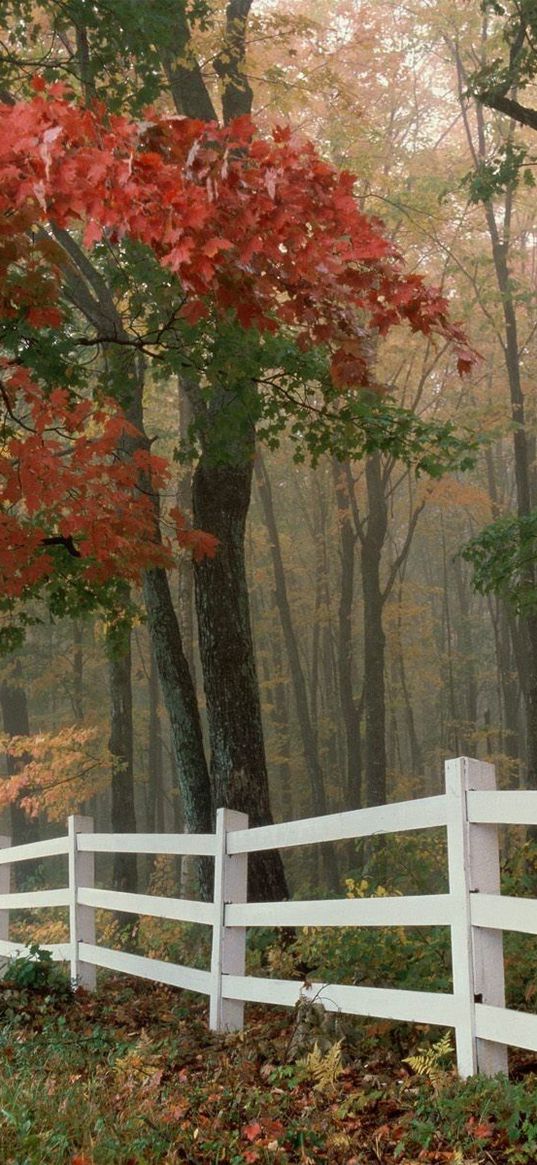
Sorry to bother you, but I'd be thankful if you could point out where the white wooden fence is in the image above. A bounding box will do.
[2,757,537,1077]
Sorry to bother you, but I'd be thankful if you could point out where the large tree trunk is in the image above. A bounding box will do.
[193,451,288,902]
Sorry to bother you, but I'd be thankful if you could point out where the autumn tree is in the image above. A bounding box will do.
[0,6,474,901]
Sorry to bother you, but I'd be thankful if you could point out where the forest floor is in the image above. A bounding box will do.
[0,974,536,1164]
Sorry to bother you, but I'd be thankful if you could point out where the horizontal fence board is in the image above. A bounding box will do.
[0,888,69,910]
[227,795,448,855]
[467,790,537,826]
[79,942,211,995]
[470,893,537,935]
[76,832,216,857]
[77,887,214,925]
[226,894,453,929]
[0,939,71,961]
[475,1004,537,1053]
[0,836,69,865]
[222,974,459,1026]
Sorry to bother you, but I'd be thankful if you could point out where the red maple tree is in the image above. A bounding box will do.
[0,83,475,603]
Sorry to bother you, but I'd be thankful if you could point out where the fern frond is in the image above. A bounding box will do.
[403,1033,454,1091]
[301,1039,344,1091]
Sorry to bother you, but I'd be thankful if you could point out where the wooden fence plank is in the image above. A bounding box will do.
[471,893,537,934]
[0,940,71,961]
[80,942,211,994]
[0,888,68,910]
[475,1004,537,1053]
[78,887,214,925]
[77,832,216,856]
[68,815,95,990]
[222,974,460,1026]
[0,836,69,864]
[468,789,537,825]
[226,894,453,929]
[210,808,248,1032]
[446,758,507,1078]
[227,795,448,855]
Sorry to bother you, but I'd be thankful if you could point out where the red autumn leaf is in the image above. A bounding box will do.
[466,1116,493,1139]
[243,1121,262,1142]
[26,305,63,327]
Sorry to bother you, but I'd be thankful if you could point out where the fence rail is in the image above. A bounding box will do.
[2,757,537,1077]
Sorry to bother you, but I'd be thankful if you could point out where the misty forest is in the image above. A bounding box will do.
[1,2,537,1163]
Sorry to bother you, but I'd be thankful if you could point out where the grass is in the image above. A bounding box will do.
[1,972,537,1164]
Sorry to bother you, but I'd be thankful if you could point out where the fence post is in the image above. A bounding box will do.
[0,835,11,969]
[68,815,96,990]
[210,808,248,1032]
[445,757,507,1078]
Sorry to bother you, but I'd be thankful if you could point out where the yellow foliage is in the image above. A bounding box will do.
[0,725,111,820]
[403,1032,454,1092]
[300,1039,344,1092]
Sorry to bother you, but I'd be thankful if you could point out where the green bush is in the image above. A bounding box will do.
[4,943,71,995]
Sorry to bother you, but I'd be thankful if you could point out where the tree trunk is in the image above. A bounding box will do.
[72,621,84,723]
[143,565,214,900]
[0,664,39,850]
[193,451,288,902]
[107,612,138,896]
[332,460,362,807]
[148,647,164,834]
[254,454,338,891]
[362,454,388,807]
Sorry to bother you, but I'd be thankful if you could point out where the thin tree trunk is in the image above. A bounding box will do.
[107,610,138,897]
[72,622,84,723]
[362,453,388,807]
[148,648,164,834]
[255,453,338,891]
[0,663,39,851]
[332,460,362,807]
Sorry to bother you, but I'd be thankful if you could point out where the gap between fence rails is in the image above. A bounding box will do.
[1,757,537,1078]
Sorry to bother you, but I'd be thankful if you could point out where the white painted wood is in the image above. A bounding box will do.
[77,887,214,925]
[79,942,211,994]
[222,974,460,1026]
[0,888,68,910]
[0,939,71,961]
[446,758,480,1078]
[210,809,248,1032]
[468,789,537,825]
[0,836,10,971]
[226,894,453,929]
[470,893,537,935]
[0,836,69,864]
[77,832,216,856]
[475,1003,537,1054]
[227,795,447,855]
[446,758,507,1078]
[68,815,96,990]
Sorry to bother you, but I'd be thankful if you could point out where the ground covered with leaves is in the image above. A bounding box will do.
[1,973,537,1165]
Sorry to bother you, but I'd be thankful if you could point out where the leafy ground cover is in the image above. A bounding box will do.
[1,970,537,1165]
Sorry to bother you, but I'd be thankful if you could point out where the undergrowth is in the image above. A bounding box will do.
[0,977,537,1163]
